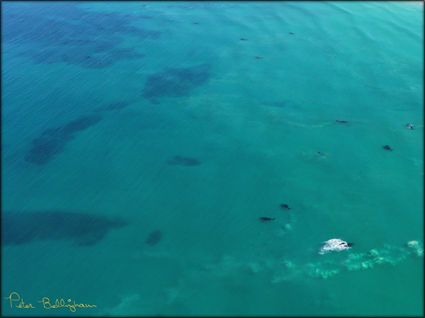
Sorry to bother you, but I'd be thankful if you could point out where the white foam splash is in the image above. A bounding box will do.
[199,241,423,283]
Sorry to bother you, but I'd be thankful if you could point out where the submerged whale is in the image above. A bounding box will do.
[145,230,162,246]
[2,210,127,247]
[280,204,291,211]
[335,120,348,124]
[259,217,275,222]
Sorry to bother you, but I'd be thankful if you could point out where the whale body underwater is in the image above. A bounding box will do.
[2,210,127,247]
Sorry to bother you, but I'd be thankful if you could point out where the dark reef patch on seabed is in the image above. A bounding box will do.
[3,2,156,68]
[142,64,211,102]
[167,156,201,167]
[2,211,127,247]
[145,230,163,246]
[25,114,102,165]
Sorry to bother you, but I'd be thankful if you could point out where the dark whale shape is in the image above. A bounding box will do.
[383,145,393,151]
[2,210,127,247]
[335,120,348,124]
[145,230,162,246]
[25,114,102,165]
[59,115,102,135]
[259,217,275,222]
[280,204,291,210]
[167,156,201,167]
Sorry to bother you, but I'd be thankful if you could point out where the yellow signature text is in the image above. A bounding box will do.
[4,292,97,312]
[5,292,35,309]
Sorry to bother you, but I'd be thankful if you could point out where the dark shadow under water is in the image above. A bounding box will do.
[2,210,127,247]
[3,3,156,68]
[145,230,163,246]
[167,156,201,167]
[25,114,102,165]
[142,64,211,103]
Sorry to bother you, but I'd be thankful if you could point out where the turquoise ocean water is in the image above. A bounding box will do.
[2,2,423,316]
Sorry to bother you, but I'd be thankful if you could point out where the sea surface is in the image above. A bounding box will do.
[2,2,424,316]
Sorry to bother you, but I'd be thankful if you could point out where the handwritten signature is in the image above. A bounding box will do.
[4,291,97,312]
